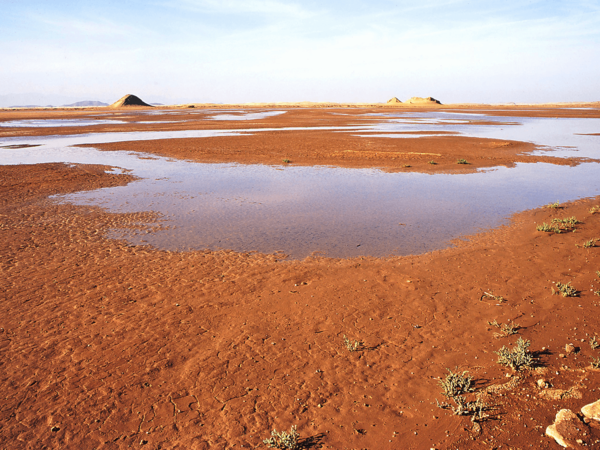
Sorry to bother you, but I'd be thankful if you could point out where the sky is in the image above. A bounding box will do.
[1,0,599,106]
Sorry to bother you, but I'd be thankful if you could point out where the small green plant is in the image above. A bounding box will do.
[591,357,600,369]
[403,164,411,168]
[553,281,578,297]
[263,425,300,449]
[428,160,437,165]
[436,395,486,418]
[488,320,519,337]
[590,336,599,350]
[583,239,598,248]
[456,158,469,164]
[546,200,561,209]
[553,216,579,228]
[594,290,600,297]
[498,323,520,338]
[590,205,600,214]
[343,335,363,352]
[496,337,535,370]
[282,159,291,163]
[596,270,600,278]
[439,368,473,398]
[536,222,561,233]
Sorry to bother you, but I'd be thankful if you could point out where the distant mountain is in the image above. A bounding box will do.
[150,103,164,106]
[62,100,109,107]
[8,105,54,108]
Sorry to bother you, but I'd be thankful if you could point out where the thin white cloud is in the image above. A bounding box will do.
[27,13,144,37]
[163,0,316,18]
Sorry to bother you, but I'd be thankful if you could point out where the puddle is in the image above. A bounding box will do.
[1,111,600,259]
[354,112,600,159]
[207,111,287,120]
[60,161,600,259]
[0,118,128,127]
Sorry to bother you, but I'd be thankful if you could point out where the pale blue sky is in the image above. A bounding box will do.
[1,0,599,105]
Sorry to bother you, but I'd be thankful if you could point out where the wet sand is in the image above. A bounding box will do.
[2,106,600,449]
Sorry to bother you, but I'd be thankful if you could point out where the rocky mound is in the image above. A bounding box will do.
[110,94,152,108]
[387,97,402,104]
[405,96,442,105]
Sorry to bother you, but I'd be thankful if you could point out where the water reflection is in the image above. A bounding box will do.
[1,111,599,258]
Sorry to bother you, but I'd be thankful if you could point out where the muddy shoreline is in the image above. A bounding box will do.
[2,107,600,449]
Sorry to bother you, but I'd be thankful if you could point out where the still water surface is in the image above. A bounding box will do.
[1,112,599,258]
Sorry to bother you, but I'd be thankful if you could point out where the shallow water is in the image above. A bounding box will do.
[356,112,600,159]
[1,111,599,258]
[207,111,286,120]
[59,161,600,258]
[0,118,128,127]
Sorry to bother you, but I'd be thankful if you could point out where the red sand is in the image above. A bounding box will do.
[1,106,600,449]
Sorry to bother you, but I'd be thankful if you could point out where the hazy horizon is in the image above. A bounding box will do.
[2,1,600,107]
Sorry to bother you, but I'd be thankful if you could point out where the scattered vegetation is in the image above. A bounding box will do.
[403,164,411,168]
[456,158,469,164]
[582,238,599,248]
[263,425,300,449]
[428,160,437,165]
[496,337,535,371]
[590,336,599,350]
[591,357,600,369]
[552,281,578,297]
[439,368,473,398]
[590,205,600,214]
[343,335,363,352]
[282,159,291,163]
[546,200,561,209]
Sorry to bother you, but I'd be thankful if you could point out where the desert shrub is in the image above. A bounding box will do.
[553,281,577,297]
[436,396,486,418]
[439,368,473,398]
[263,425,299,449]
[496,337,535,370]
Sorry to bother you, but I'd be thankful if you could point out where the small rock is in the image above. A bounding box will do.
[565,343,576,355]
[537,379,548,389]
[546,409,589,448]
[539,388,582,401]
[559,354,566,358]
[581,399,600,421]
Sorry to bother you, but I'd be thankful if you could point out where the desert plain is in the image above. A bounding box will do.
[2,100,600,449]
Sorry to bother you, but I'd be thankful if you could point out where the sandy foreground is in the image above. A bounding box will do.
[1,106,600,449]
